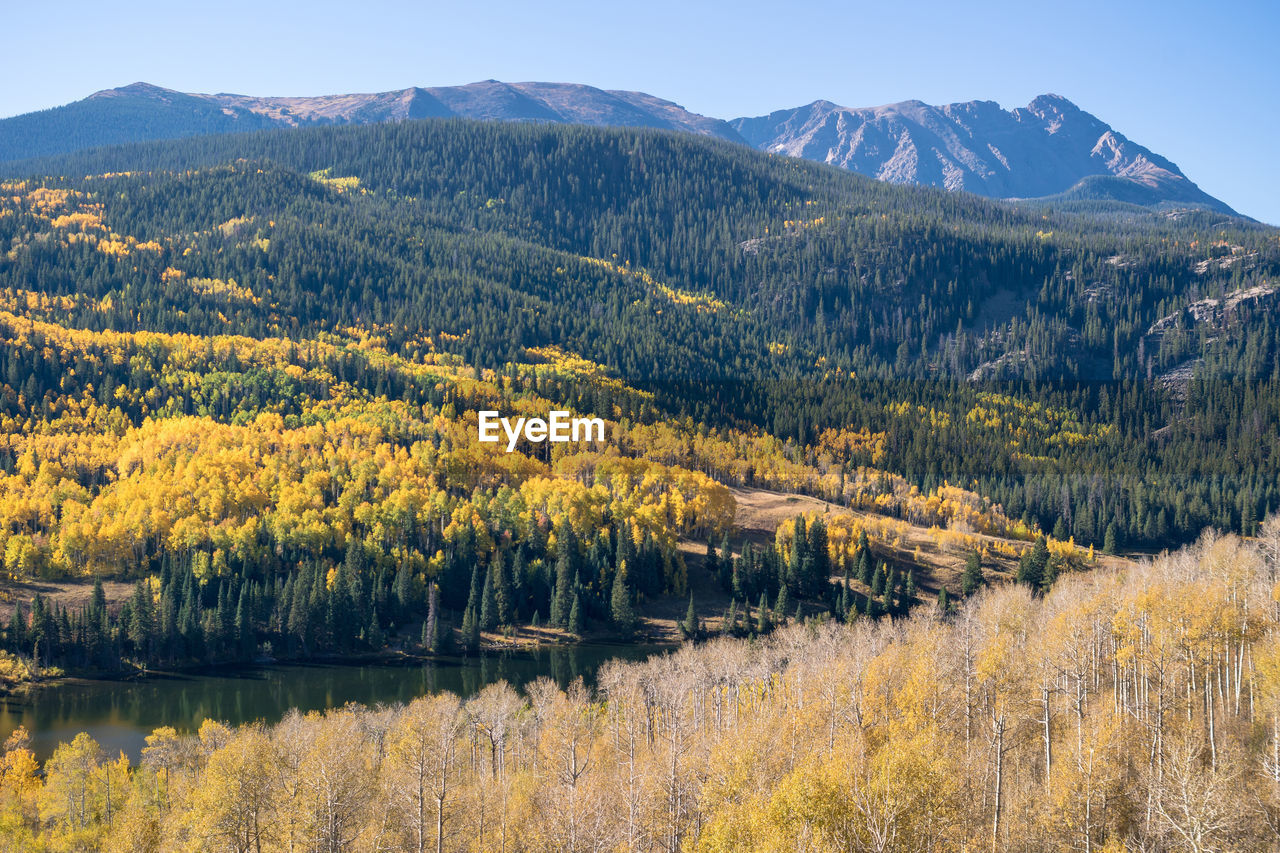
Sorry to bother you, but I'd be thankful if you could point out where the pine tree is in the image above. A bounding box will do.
[425,583,443,652]
[788,516,806,592]
[1103,522,1119,555]
[774,584,790,624]
[393,561,414,620]
[718,533,732,588]
[904,570,917,605]
[858,548,873,587]
[568,592,585,636]
[91,579,106,616]
[610,561,637,635]
[962,551,985,596]
[871,564,886,598]
[1017,536,1049,588]
[479,565,497,632]
[1243,492,1259,536]
[756,592,771,633]
[7,603,26,652]
[494,553,514,627]
[705,539,720,587]
[461,605,479,652]
[467,563,483,616]
[234,587,254,661]
[1043,554,1061,591]
[807,517,830,595]
[551,551,574,628]
[937,586,951,612]
[682,594,698,639]
[287,567,311,653]
[127,581,155,663]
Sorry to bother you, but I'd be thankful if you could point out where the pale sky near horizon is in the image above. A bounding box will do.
[5,0,1277,223]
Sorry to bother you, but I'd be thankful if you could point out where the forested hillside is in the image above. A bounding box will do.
[3,526,1279,851]
[0,119,1278,674]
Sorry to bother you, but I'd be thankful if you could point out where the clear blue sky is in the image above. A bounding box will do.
[6,0,1278,223]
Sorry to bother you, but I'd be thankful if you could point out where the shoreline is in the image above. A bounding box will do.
[1,627,679,696]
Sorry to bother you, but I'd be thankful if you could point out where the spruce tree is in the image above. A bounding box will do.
[1103,522,1119,555]
[788,516,806,591]
[1017,536,1049,588]
[461,604,479,652]
[568,592,585,636]
[937,586,951,612]
[1043,554,1061,591]
[798,554,817,599]
[807,517,830,595]
[871,564,886,598]
[610,561,637,635]
[7,603,26,652]
[479,565,497,632]
[91,579,107,616]
[494,554,514,627]
[718,533,733,587]
[858,548,873,587]
[234,587,254,661]
[425,583,443,652]
[774,584,790,624]
[961,551,985,596]
[757,592,771,633]
[551,551,574,628]
[682,594,698,639]
[466,563,483,615]
[127,581,155,662]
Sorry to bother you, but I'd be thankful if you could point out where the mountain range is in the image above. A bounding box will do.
[0,79,1235,214]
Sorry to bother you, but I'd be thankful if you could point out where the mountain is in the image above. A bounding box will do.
[0,82,1234,214]
[731,94,1234,214]
[0,80,745,163]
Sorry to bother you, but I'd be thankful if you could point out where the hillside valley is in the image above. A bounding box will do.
[0,117,1274,693]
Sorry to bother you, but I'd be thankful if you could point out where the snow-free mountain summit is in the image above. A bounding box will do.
[0,81,1235,214]
[732,94,1232,213]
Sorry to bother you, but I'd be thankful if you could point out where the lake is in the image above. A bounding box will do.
[0,643,670,762]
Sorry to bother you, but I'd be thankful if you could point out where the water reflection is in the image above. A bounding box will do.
[0,643,668,762]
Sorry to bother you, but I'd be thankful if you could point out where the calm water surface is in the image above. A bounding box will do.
[1,643,669,761]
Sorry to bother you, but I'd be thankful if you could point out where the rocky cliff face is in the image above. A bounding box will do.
[731,94,1232,212]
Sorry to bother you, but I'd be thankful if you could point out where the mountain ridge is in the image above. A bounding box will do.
[730,93,1233,214]
[0,81,1235,215]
